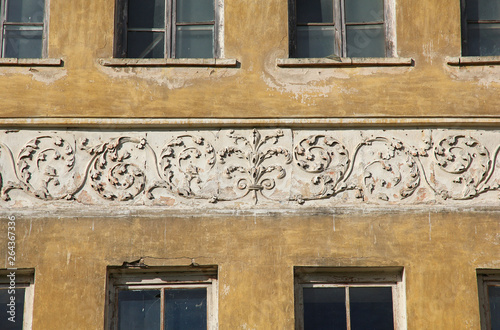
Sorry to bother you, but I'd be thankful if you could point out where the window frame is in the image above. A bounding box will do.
[114,0,223,59]
[477,270,500,330]
[294,267,406,330]
[288,0,396,58]
[106,266,218,330]
[0,269,35,330]
[0,0,49,58]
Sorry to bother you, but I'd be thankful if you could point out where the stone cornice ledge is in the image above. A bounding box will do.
[447,56,500,66]
[1,117,500,128]
[277,57,414,67]
[0,58,63,66]
[99,58,238,67]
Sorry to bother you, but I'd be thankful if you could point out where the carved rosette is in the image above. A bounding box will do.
[158,135,216,198]
[5,136,77,200]
[293,135,350,200]
[217,129,292,203]
[357,138,421,202]
[82,137,146,201]
[429,135,490,200]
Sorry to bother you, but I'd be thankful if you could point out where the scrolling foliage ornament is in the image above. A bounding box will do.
[218,129,292,203]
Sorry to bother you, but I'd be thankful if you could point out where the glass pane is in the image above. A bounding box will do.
[345,0,384,23]
[177,0,214,23]
[6,0,45,23]
[346,24,385,57]
[303,287,347,330]
[118,290,161,330]
[175,25,213,58]
[0,288,25,330]
[127,31,165,58]
[297,0,333,23]
[164,288,207,330]
[128,0,165,29]
[489,286,500,330]
[296,25,335,58]
[4,26,43,58]
[350,287,394,330]
[467,0,500,21]
[467,23,500,56]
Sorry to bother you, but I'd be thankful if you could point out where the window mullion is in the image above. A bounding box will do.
[345,286,351,330]
[165,0,172,58]
[160,288,165,330]
[169,0,175,58]
[336,0,346,57]
[0,0,6,57]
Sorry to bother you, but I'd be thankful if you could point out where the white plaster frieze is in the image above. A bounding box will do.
[0,128,499,209]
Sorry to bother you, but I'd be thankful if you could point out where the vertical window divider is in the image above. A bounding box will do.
[0,0,6,57]
[170,0,176,58]
[460,0,468,55]
[42,0,49,57]
[160,287,165,330]
[287,0,297,57]
[335,0,344,57]
[166,0,172,58]
[345,286,352,330]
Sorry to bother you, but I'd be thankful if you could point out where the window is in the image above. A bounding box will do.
[0,0,47,58]
[288,0,395,58]
[106,266,218,330]
[462,0,500,56]
[294,267,406,330]
[478,270,500,330]
[114,0,223,59]
[0,269,35,330]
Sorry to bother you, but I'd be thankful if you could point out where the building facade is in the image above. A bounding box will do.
[0,0,500,329]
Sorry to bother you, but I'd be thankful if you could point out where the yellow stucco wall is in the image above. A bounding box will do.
[0,0,498,118]
[1,211,498,329]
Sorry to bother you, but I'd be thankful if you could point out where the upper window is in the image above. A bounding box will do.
[462,0,500,56]
[294,267,406,330]
[477,270,500,330]
[0,269,35,330]
[288,0,395,58]
[114,0,222,59]
[106,266,218,330]
[0,0,47,58]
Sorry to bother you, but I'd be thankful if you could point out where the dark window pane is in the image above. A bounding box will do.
[296,25,335,58]
[350,287,394,330]
[489,286,500,330]
[164,288,207,330]
[177,0,214,23]
[297,0,333,23]
[346,24,385,57]
[127,31,165,58]
[4,26,43,58]
[175,25,214,58]
[467,23,500,56]
[6,0,45,23]
[467,0,500,21]
[303,287,346,330]
[118,290,161,330]
[345,0,384,23]
[0,288,26,330]
[128,0,165,29]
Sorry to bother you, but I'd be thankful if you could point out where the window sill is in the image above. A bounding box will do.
[447,56,500,66]
[0,58,62,66]
[277,57,414,68]
[99,58,238,67]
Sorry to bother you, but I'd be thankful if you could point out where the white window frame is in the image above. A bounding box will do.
[106,266,218,330]
[288,0,396,58]
[114,0,224,59]
[477,270,500,330]
[294,267,406,330]
[0,0,49,58]
[0,269,35,330]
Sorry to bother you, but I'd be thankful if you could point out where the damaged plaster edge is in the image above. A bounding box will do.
[0,58,63,66]
[276,57,414,68]
[447,56,500,66]
[2,117,500,129]
[1,205,500,219]
[98,58,238,67]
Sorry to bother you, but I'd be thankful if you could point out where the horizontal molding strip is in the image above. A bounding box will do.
[1,117,500,128]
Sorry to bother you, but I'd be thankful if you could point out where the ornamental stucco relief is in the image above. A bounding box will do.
[0,128,499,209]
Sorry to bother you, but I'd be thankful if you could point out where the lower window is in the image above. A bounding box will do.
[0,269,35,330]
[106,266,218,330]
[294,267,406,330]
[477,270,500,330]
